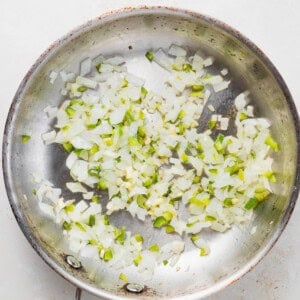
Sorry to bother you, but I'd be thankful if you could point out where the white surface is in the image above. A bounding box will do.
[0,1,299,299]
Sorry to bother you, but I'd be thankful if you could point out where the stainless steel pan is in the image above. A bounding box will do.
[3,6,300,299]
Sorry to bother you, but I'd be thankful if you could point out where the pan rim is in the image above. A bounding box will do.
[2,5,300,299]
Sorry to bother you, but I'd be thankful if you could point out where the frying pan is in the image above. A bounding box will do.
[3,6,300,299]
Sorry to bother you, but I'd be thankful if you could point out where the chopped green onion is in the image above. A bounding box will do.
[77,85,88,92]
[103,248,113,261]
[205,215,216,222]
[148,243,160,252]
[239,112,248,120]
[88,215,96,227]
[199,247,209,256]
[134,234,144,243]
[163,259,169,266]
[96,63,102,73]
[75,222,86,232]
[103,215,110,225]
[193,176,201,184]
[32,189,37,195]
[133,254,142,266]
[190,235,199,243]
[208,120,217,129]
[145,51,154,61]
[21,135,31,144]
[244,197,259,210]
[265,135,279,152]
[121,78,129,88]
[97,180,107,190]
[183,63,192,72]
[141,86,148,98]
[165,225,175,234]
[223,198,233,208]
[63,142,73,153]
[91,195,99,203]
[153,216,168,228]
[65,106,76,116]
[180,152,189,163]
[62,221,72,231]
[192,85,204,92]
[64,204,75,213]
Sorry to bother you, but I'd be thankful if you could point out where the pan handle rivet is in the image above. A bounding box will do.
[125,283,144,293]
[66,255,82,269]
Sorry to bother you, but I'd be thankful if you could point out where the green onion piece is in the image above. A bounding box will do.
[61,125,70,131]
[148,243,160,252]
[178,123,186,135]
[62,142,73,153]
[264,171,276,183]
[244,197,259,210]
[254,187,270,201]
[223,198,233,207]
[200,247,209,256]
[88,166,101,177]
[192,84,204,92]
[137,126,146,138]
[65,106,76,116]
[143,178,153,188]
[165,225,175,234]
[89,144,99,155]
[153,216,168,228]
[121,78,129,88]
[134,234,144,243]
[103,248,113,261]
[91,195,99,203]
[77,85,88,92]
[145,51,154,61]
[163,211,173,222]
[133,254,143,266]
[97,180,107,190]
[70,99,84,106]
[190,235,199,243]
[128,136,139,146]
[205,215,216,222]
[21,135,31,144]
[32,189,37,195]
[209,169,218,174]
[136,195,148,209]
[183,63,192,72]
[88,215,96,227]
[171,64,182,71]
[238,169,244,181]
[124,110,135,124]
[239,112,248,120]
[103,215,110,225]
[141,86,148,98]
[75,222,86,232]
[189,197,210,207]
[189,90,204,98]
[208,120,217,129]
[104,137,113,146]
[193,176,201,184]
[226,163,240,175]
[180,152,189,163]
[177,110,186,120]
[64,204,75,213]
[62,221,72,231]
[163,259,169,266]
[114,227,126,245]
[96,63,102,73]
[265,135,279,152]
[89,239,98,246]
[186,221,197,227]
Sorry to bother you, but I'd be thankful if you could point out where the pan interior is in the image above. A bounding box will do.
[4,8,298,299]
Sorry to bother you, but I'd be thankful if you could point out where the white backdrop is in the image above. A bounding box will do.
[0,1,299,299]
